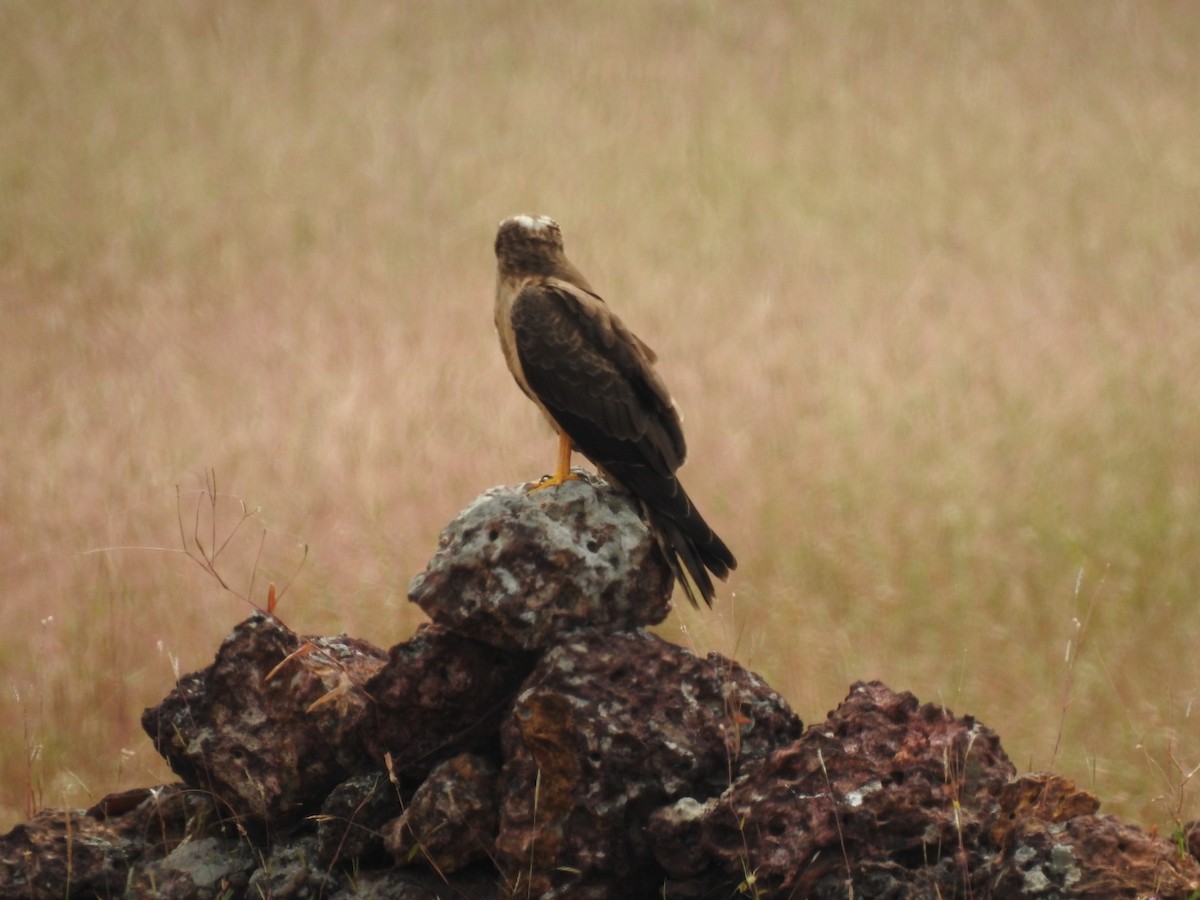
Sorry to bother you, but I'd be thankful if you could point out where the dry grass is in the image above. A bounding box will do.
[3,1,1199,832]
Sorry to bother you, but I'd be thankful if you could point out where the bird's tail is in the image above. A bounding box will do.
[648,494,736,609]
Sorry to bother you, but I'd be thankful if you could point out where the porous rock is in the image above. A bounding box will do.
[408,473,674,650]
[141,612,387,824]
[495,628,804,897]
[988,772,1198,899]
[992,811,1200,899]
[358,622,535,779]
[127,834,258,898]
[383,752,500,873]
[247,833,341,898]
[650,681,1200,899]
[655,680,1014,896]
[316,771,402,867]
[0,784,219,900]
[0,807,133,900]
[11,480,1200,899]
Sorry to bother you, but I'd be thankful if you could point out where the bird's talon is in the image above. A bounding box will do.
[529,470,581,493]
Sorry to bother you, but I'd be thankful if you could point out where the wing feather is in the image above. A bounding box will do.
[494,215,736,606]
[510,280,685,476]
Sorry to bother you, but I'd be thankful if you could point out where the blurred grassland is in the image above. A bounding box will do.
[2,2,1199,832]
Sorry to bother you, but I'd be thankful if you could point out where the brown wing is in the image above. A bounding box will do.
[510,278,685,477]
[511,278,736,606]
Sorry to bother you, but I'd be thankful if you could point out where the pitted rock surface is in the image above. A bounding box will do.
[141,613,387,824]
[0,784,220,900]
[316,772,401,868]
[359,623,535,779]
[9,482,1200,898]
[653,681,1014,896]
[494,628,804,897]
[408,474,674,650]
[649,681,1200,899]
[991,811,1200,898]
[383,752,500,873]
[0,807,135,898]
[9,653,1200,898]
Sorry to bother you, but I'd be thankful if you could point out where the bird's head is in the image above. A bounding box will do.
[495,214,566,277]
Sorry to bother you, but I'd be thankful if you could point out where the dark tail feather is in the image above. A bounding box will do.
[554,414,736,605]
[652,505,736,608]
[657,518,713,608]
[595,463,735,607]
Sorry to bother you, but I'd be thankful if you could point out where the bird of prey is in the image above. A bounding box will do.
[493,214,736,607]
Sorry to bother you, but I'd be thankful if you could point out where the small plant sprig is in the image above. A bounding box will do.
[176,468,307,613]
[176,470,360,713]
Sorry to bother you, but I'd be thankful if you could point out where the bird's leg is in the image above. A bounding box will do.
[531,432,580,491]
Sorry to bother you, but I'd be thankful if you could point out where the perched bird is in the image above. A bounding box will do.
[493,214,736,607]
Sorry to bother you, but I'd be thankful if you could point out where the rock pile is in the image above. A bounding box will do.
[3,476,1199,898]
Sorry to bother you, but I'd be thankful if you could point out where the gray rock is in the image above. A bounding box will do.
[408,474,674,650]
[248,833,343,898]
[128,835,256,898]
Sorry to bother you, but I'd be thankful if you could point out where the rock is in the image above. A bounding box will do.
[248,833,343,898]
[10,483,1200,899]
[992,771,1102,845]
[127,834,257,898]
[0,784,220,900]
[652,680,1017,896]
[141,613,387,824]
[89,782,224,853]
[650,681,1200,898]
[10,644,1200,900]
[316,772,402,867]
[0,808,132,900]
[383,752,500,873]
[408,474,674,650]
[337,864,501,899]
[993,810,1200,898]
[359,623,535,779]
[495,629,804,897]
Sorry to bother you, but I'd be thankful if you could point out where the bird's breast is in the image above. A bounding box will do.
[495,277,560,433]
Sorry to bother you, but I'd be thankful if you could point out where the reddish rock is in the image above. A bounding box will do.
[650,681,1200,899]
[408,475,674,650]
[9,484,1200,899]
[0,784,220,900]
[358,623,535,779]
[0,807,134,899]
[316,772,402,868]
[495,629,804,897]
[653,681,1015,896]
[993,811,1200,898]
[384,752,500,873]
[992,771,1102,845]
[141,613,387,824]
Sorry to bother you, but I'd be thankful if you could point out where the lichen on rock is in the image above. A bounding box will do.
[408,473,674,650]
[4,480,1200,899]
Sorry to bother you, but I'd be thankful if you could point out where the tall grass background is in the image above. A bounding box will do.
[2,2,1199,832]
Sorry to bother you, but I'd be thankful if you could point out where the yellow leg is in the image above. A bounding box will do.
[530,432,579,491]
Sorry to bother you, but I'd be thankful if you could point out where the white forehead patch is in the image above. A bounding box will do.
[506,214,556,232]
